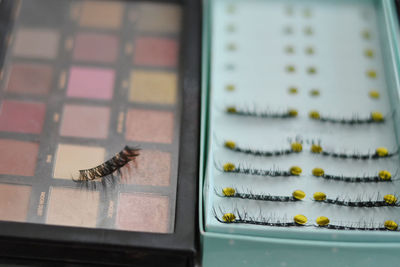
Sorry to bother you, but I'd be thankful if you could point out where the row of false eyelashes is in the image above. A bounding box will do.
[225,106,387,125]
[213,208,399,231]
[217,188,400,207]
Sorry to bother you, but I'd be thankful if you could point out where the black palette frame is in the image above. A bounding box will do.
[0,0,200,266]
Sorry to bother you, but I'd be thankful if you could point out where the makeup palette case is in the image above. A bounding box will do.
[0,0,200,266]
[200,0,400,266]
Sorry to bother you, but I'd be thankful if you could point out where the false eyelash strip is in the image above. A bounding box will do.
[310,144,397,160]
[219,162,303,177]
[76,146,140,182]
[311,168,393,182]
[308,110,385,124]
[217,188,305,202]
[313,192,400,207]
[315,216,398,231]
[225,106,298,118]
[223,140,303,156]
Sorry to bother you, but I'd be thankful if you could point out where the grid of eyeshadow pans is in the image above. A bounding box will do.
[0,0,200,265]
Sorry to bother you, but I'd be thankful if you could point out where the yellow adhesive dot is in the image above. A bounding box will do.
[369,90,380,99]
[292,190,306,200]
[305,46,314,55]
[310,89,320,96]
[226,84,235,91]
[285,6,293,16]
[307,67,317,74]
[379,170,391,181]
[312,168,325,177]
[288,109,298,117]
[286,65,296,73]
[362,30,371,40]
[376,147,388,157]
[384,220,398,231]
[290,166,302,176]
[285,46,295,54]
[294,214,307,225]
[303,8,312,18]
[291,142,303,152]
[384,194,397,205]
[226,106,237,113]
[222,213,236,223]
[304,26,313,35]
[224,141,236,149]
[367,70,377,78]
[371,111,384,122]
[309,110,320,120]
[288,87,298,94]
[313,192,327,201]
[316,216,330,226]
[227,43,237,51]
[311,144,323,153]
[222,187,235,196]
[223,163,236,172]
[365,49,374,58]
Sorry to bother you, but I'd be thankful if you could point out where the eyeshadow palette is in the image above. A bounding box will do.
[0,0,200,265]
[200,0,400,266]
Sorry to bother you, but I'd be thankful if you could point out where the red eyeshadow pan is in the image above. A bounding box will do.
[6,63,53,95]
[133,37,178,67]
[0,100,46,134]
[73,32,118,63]
[0,139,39,176]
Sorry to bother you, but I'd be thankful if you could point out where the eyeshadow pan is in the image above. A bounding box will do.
[122,150,171,186]
[79,1,123,29]
[135,3,181,34]
[125,109,174,143]
[0,100,46,134]
[73,32,118,63]
[66,66,114,100]
[0,139,38,176]
[116,193,169,233]
[13,28,59,59]
[6,63,53,95]
[47,187,99,227]
[60,104,110,139]
[129,71,177,105]
[53,144,105,179]
[0,184,31,222]
[134,37,178,67]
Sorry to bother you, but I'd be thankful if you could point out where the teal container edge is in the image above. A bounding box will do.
[199,0,400,266]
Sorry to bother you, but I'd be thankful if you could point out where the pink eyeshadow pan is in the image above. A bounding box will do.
[0,184,31,222]
[73,32,118,63]
[6,63,53,95]
[60,104,110,139]
[66,66,115,100]
[0,100,46,134]
[121,150,171,186]
[133,37,178,67]
[0,139,39,176]
[116,193,169,233]
[125,109,174,143]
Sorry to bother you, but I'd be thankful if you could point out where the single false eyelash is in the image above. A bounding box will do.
[217,187,305,202]
[311,168,394,183]
[315,216,398,231]
[219,162,303,177]
[313,192,400,207]
[310,142,397,160]
[308,110,385,124]
[213,208,308,227]
[75,146,140,182]
[223,140,303,156]
[225,106,298,118]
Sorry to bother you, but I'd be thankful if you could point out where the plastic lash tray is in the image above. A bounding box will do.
[199,0,400,266]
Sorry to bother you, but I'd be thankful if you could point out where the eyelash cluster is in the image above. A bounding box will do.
[311,168,394,183]
[223,140,303,156]
[220,162,303,177]
[217,187,305,202]
[309,142,397,160]
[225,106,298,119]
[315,216,398,231]
[308,110,385,124]
[75,146,140,183]
[313,192,400,207]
